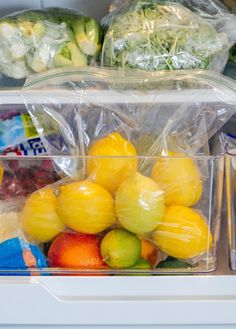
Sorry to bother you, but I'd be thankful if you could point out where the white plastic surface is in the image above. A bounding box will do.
[0,88,235,105]
[0,274,236,325]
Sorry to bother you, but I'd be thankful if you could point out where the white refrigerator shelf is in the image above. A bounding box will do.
[0,88,235,105]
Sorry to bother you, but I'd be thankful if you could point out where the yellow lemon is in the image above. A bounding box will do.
[115,173,165,235]
[87,132,138,194]
[56,181,116,234]
[22,188,64,243]
[152,205,212,259]
[151,152,202,206]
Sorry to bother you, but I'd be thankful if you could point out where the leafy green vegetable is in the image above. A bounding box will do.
[102,0,228,71]
[0,8,102,79]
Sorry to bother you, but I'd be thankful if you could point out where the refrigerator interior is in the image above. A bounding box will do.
[0,0,235,327]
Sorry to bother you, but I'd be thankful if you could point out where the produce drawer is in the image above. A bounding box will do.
[0,67,235,275]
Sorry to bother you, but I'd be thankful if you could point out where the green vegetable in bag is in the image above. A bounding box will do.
[101,0,229,72]
[0,8,102,79]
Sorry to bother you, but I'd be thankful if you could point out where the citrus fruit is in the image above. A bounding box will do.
[22,188,64,243]
[132,258,151,269]
[56,181,116,234]
[151,152,202,207]
[115,173,165,235]
[116,258,151,276]
[48,232,107,269]
[101,228,141,268]
[87,132,138,194]
[141,239,159,267]
[129,258,152,276]
[152,205,212,259]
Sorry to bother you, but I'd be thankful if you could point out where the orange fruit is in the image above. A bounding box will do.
[141,239,159,267]
[87,132,138,194]
[152,205,212,259]
[56,181,116,234]
[22,188,64,243]
[151,152,202,207]
[48,232,107,270]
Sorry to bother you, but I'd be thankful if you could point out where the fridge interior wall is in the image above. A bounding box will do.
[0,0,111,20]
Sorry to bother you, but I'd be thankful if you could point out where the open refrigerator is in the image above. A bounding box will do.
[0,1,236,328]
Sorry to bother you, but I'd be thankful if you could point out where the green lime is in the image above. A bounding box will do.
[115,258,152,276]
[132,258,151,269]
[101,229,141,268]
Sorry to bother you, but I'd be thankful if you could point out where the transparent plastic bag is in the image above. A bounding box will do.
[102,0,232,72]
[23,67,236,163]
[0,109,47,156]
[108,0,230,22]
[0,8,102,79]
[9,67,236,272]
[0,199,47,272]
[17,149,223,272]
[0,158,60,201]
[108,0,236,42]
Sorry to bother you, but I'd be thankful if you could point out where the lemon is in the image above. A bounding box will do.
[151,152,202,207]
[115,173,165,235]
[22,188,64,243]
[87,132,138,194]
[101,229,141,268]
[56,181,116,234]
[152,205,212,259]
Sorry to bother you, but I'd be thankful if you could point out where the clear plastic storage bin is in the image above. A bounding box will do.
[0,69,235,275]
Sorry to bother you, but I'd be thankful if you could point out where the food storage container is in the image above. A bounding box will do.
[0,69,233,275]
